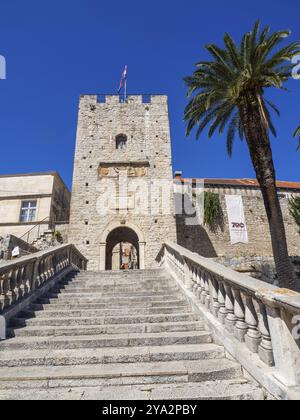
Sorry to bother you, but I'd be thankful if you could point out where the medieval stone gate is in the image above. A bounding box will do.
[68,94,177,270]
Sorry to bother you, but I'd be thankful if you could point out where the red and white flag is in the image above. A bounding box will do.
[118,65,127,93]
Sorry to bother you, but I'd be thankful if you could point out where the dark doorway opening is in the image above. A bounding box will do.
[105,227,139,270]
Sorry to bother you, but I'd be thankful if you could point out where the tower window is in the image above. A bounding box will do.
[116,134,127,150]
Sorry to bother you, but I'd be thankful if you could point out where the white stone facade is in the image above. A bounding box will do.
[0,173,70,242]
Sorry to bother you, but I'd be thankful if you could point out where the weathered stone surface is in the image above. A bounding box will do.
[0,269,265,400]
[176,184,300,262]
[69,95,177,271]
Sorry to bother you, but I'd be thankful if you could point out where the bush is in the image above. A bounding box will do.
[204,191,223,231]
[289,196,300,234]
[54,230,63,243]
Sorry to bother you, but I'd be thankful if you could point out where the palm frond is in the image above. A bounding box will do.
[184,20,300,156]
[226,113,240,157]
[294,126,300,150]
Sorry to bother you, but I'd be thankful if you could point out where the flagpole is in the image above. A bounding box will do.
[124,77,127,102]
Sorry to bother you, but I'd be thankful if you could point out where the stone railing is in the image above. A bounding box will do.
[157,242,300,400]
[0,244,87,339]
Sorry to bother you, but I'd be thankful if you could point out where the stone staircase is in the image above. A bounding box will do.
[0,269,267,400]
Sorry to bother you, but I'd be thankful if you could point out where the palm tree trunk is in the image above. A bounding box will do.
[238,92,295,290]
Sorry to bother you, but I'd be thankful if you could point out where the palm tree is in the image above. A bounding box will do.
[294,126,300,149]
[184,21,300,289]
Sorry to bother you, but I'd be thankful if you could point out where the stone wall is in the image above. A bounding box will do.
[69,95,177,270]
[214,255,300,290]
[177,185,300,259]
[54,223,69,243]
[0,235,38,260]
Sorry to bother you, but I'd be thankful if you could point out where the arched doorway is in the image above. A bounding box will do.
[105,227,139,270]
[99,222,146,271]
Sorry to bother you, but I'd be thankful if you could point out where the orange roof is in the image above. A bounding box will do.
[176,177,300,190]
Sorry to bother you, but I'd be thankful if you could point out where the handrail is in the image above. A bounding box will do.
[157,241,300,397]
[19,216,50,243]
[0,244,88,334]
[161,242,300,311]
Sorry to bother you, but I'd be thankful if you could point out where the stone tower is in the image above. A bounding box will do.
[69,94,177,270]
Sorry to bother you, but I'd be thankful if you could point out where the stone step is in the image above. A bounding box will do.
[0,379,265,400]
[55,285,177,293]
[0,359,242,389]
[11,321,205,338]
[0,331,212,351]
[76,270,164,277]
[66,276,171,284]
[45,291,182,299]
[12,313,199,327]
[0,343,225,367]
[31,300,189,311]
[41,294,183,304]
[58,275,171,281]
[0,268,265,400]
[24,306,191,318]
[51,286,179,294]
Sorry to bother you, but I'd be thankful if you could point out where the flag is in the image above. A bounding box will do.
[118,65,127,93]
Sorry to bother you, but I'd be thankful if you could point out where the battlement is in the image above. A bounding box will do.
[79,94,168,106]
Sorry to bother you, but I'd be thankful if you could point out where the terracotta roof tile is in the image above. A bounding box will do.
[176,177,300,190]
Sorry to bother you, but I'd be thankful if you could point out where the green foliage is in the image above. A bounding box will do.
[204,192,223,231]
[289,196,300,233]
[183,20,300,155]
[54,230,63,243]
[294,126,300,150]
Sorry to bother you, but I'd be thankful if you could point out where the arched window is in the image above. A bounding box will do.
[116,134,127,150]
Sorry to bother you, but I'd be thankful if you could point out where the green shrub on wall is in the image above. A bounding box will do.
[289,196,300,234]
[204,191,223,231]
[54,230,63,243]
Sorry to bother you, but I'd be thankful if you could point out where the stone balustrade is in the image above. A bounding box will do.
[157,242,300,399]
[0,244,87,339]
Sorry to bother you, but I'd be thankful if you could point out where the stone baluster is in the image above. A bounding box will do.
[192,266,198,295]
[224,284,237,333]
[31,257,40,292]
[194,268,201,299]
[204,272,211,309]
[17,266,25,301]
[9,268,17,304]
[233,289,248,342]
[210,275,220,317]
[196,269,203,300]
[258,302,274,366]
[198,270,205,301]
[217,280,228,324]
[183,259,193,291]
[23,263,31,296]
[2,275,10,310]
[244,295,261,354]
[200,272,208,305]
[0,274,5,312]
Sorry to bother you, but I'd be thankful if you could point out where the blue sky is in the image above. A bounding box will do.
[0,0,299,189]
